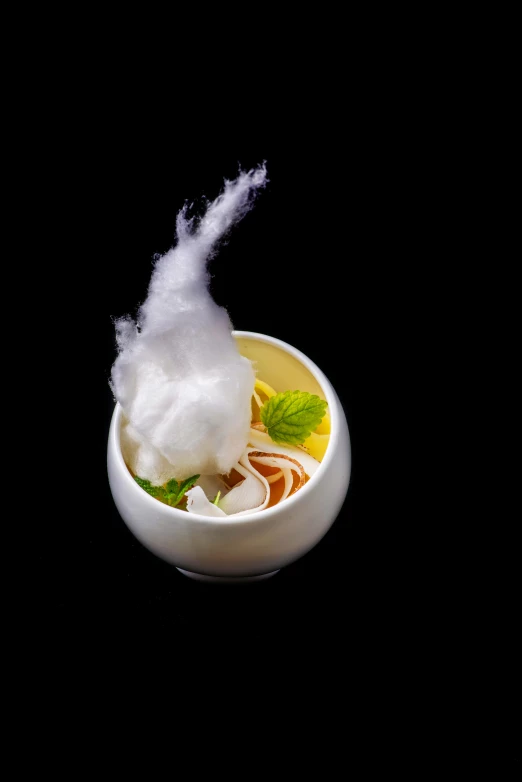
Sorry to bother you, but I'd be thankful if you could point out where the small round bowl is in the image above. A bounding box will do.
[107,331,351,581]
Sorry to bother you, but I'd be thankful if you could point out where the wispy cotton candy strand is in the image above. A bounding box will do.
[111,164,268,484]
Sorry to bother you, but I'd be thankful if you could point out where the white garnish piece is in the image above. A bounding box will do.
[218,459,269,516]
[185,486,227,516]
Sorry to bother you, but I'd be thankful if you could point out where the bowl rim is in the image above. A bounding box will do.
[109,330,346,525]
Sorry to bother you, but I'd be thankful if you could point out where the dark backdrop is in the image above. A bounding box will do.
[21,59,519,774]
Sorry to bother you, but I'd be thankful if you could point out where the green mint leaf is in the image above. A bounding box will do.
[134,476,165,499]
[165,475,200,507]
[165,479,180,495]
[178,475,200,497]
[135,474,200,507]
[260,390,327,446]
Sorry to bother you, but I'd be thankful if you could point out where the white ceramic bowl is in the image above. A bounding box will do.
[107,331,351,581]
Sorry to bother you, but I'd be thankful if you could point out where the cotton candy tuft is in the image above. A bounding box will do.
[110,164,267,483]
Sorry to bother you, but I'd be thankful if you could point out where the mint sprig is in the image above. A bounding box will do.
[134,474,200,507]
[260,390,327,446]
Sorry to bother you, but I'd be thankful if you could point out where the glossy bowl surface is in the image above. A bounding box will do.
[107,331,351,578]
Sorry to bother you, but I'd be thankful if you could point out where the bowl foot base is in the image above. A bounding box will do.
[176,568,280,583]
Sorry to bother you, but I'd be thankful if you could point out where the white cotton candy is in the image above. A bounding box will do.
[120,418,178,487]
[110,165,267,484]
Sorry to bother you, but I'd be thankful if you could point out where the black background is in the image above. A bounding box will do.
[24,113,518,770]
[9,26,516,767]
[28,129,514,759]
